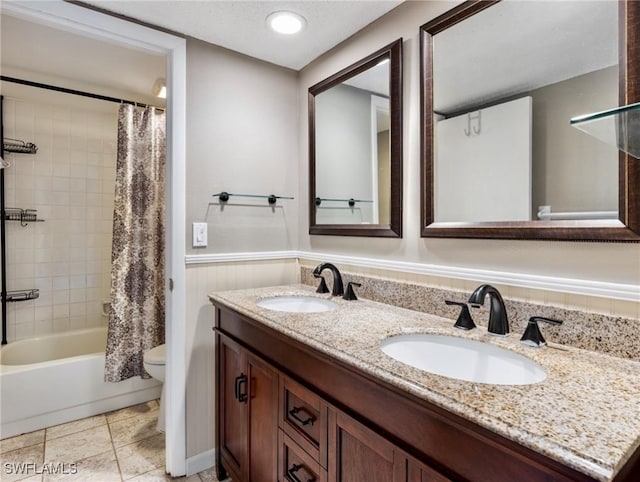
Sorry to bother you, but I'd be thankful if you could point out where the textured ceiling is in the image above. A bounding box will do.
[84,1,403,70]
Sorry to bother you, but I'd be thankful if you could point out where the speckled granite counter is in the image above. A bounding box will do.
[209,284,640,482]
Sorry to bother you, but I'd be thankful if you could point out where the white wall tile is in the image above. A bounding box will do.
[70,288,86,303]
[53,304,70,319]
[53,277,70,290]
[3,97,113,343]
[35,306,53,322]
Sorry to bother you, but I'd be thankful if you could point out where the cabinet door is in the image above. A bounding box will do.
[328,410,405,482]
[247,352,279,482]
[218,335,248,481]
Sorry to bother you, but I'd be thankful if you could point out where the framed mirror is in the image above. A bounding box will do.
[420,0,640,241]
[309,39,403,237]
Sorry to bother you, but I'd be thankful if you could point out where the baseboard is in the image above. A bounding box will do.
[186,449,215,476]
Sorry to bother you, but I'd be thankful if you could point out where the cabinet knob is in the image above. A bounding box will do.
[289,406,315,426]
[287,463,315,482]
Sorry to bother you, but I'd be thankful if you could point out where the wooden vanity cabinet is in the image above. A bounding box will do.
[216,308,449,482]
[217,334,278,482]
[214,304,640,482]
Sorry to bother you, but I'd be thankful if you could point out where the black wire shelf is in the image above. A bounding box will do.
[4,289,39,302]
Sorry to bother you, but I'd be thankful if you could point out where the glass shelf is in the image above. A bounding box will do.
[570,102,640,159]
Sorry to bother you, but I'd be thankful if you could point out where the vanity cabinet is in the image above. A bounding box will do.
[213,303,638,481]
[218,334,278,482]
[219,329,442,482]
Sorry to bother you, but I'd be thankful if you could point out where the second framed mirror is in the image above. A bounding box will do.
[309,39,403,237]
[420,0,640,241]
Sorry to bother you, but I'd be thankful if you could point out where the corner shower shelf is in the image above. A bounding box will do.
[4,208,44,225]
[570,102,640,159]
[2,138,38,154]
[4,289,39,302]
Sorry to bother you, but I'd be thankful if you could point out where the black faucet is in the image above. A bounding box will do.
[312,263,344,297]
[468,284,509,336]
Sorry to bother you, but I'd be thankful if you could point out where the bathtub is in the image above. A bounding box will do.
[0,327,161,439]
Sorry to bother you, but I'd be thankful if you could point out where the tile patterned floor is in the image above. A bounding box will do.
[0,401,221,482]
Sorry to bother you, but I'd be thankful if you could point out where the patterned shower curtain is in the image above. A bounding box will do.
[105,104,166,382]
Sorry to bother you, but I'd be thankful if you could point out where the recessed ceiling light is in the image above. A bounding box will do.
[267,11,306,35]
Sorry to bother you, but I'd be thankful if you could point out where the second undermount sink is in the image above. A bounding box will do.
[256,295,338,313]
[381,334,546,385]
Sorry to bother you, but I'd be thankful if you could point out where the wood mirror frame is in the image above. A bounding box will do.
[420,0,640,241]
[309,39,403,237]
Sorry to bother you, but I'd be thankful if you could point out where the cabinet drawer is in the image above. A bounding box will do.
[279,430,327,482]
[280,376,328,467]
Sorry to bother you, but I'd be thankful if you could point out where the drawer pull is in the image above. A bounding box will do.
[287,463,315,482]
[234,374,248,403]
[289,406,315,426]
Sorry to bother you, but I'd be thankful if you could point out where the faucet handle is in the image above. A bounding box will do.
[445,300,476,330]
[343,282,361,301]
[520,316,563,347]
[314,274,330,294]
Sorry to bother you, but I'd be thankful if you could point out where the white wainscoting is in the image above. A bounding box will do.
[184,258,299,461]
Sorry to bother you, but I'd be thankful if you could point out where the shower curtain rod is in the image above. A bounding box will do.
[0,76,165,111]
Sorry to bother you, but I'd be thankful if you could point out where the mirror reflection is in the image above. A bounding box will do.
[309,39,402,237]
[432,0,619,224]
[314,62,390,225]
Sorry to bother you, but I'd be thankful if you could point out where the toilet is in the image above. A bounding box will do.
[143,344,166,432]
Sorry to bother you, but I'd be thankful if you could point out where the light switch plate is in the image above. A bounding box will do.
[192,222,208,247]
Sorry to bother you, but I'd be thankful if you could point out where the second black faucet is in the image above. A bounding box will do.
[313,263,344,297]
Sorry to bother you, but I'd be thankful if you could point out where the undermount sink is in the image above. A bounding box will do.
[381,334,546,385]
[256,295,338,313]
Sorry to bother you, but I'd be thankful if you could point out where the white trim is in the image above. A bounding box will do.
[186,449,215,477]
[164,31,188,478]
[1,2,179,55]
[1,1,188,475]
[186,250,299,265]
[185,251,640,302]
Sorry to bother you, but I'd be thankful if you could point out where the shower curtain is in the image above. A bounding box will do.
[105,104,166,382]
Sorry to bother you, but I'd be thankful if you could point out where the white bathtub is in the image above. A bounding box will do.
[0,327,161,439]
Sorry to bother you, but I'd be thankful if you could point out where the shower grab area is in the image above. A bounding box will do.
[0,75,164,437]
[0,75,163,344]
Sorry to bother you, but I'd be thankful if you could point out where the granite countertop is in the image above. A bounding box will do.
[209,284,640,481]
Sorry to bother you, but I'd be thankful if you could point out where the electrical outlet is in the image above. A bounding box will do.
[192,222,208,247]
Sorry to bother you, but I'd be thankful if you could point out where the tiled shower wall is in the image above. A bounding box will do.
[2,95,117,341]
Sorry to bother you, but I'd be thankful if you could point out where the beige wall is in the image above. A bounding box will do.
[185,38,299,255]
[531,66,618,214]
[184,38,301,459]
[297,1,640,287]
